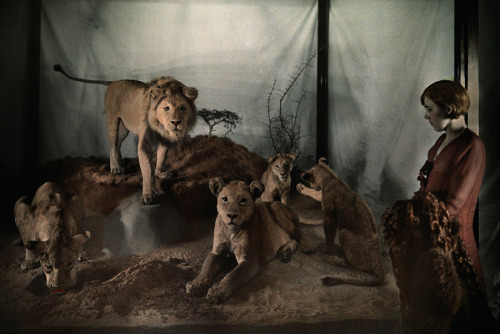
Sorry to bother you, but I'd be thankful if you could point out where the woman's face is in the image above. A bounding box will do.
[423,97,450,132]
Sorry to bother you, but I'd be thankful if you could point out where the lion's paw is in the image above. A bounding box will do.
[296,183,306,194]
[206,283,230,304]
[278,240,298,263]
[110,166,125,175]
[21,259,40,270]
[141,193,160,205]
[300,235,317,254]
[155,171,174,180]
[185,279,211,297]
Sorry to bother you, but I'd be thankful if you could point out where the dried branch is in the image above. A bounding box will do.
[264,50,319,159]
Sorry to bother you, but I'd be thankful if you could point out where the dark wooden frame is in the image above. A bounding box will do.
[455,0,479,133]
[316,0,329,160]
[25,1,41,188]
[454,0,480,242]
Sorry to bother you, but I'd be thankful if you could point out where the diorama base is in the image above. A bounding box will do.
[0,136,402,334]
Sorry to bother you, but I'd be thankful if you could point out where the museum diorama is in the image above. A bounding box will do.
[1,1,499,333]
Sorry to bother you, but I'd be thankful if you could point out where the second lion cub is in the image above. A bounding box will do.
[297,158,386,286]
[260,153,295,205]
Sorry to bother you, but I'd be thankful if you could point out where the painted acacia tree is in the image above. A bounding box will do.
[198,108,242,136]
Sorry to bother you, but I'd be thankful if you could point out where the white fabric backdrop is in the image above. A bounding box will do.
[40,0,454,215]
[328,0,454,218]
[40,0,318,166]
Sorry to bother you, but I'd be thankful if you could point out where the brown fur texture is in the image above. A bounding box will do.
[381,191,498,334]
[54,66,198,205]
[14,182,90,289]
[296,158,386,286]
[260,153,295,205]
[105,76,198,205]
[186,178,316,304]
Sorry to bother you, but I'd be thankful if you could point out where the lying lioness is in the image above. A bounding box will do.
[186,178,315,303]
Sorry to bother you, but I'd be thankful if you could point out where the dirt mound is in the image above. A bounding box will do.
[66,257,222,319]
[39,135,267,220]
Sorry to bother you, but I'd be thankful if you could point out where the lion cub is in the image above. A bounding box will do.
[297,158,386,286]
[260,153,295,205]
[186,178,315,303]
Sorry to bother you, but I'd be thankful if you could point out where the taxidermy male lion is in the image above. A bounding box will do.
[14,182,90,290]
[53,65,198,204]
[186,178,316,304]
[296,158,386,286]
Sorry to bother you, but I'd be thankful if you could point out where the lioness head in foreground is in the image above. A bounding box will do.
[209,178,265,232]
[14,182,90,289]
[26,234,90,289]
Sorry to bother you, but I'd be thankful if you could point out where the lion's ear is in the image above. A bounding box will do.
[209,178,225,197]
[287,153,296,162]
[183,86,198,101]
[249,181,265,199]
[14,196,33,232]
[267,155,277,164]
[318,157,328,166]
[150,86,165,100]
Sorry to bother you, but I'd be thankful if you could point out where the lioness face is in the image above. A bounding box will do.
[269,153,295,181]
[209,178,265,232]
[41,247,78,289]
[26,231,89,289]
[217,182,255,231]
[154,95,196,141]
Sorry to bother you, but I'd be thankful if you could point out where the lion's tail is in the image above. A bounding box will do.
[321,269,387,287]
[53,64,112,86]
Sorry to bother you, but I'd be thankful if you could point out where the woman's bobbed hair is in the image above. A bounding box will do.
[420,80,470,119]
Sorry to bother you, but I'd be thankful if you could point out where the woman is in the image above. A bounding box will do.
[417,80,486,285]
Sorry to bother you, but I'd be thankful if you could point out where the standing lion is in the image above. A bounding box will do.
[54,65,198,204]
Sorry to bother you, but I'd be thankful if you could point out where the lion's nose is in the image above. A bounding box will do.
[227,213,239,220]
[171,120,181,127]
